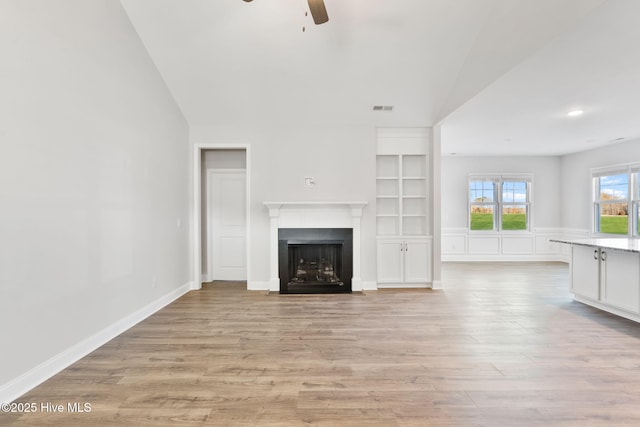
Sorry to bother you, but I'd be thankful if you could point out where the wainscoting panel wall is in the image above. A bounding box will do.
[502,235,534,254]
[468,235,501,254]
[442,227,590,262]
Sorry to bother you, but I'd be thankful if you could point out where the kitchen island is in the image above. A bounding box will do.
[552,238,640,323]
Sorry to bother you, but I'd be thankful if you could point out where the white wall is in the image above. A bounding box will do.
[441,155,562,260]
[0,0,189,395]
[441,143,640,262]
[442,156,562,228]
[560,139,640,232]
[191,124,377,287]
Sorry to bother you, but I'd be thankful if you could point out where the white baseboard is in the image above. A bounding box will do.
[377,282,430,289]
[362,281,378,291]
[0,282,192,405]
[247,281,269,291]
[431,280,443,290]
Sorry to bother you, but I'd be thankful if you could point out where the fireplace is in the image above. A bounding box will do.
[278,228,353,294]
[264,201,366,292]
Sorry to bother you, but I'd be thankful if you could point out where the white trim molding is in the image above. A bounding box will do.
[263,201,368,292]
[0,282,192,405]
[362,281,378,291]
[247,281,270,291]
[192,143,251,290]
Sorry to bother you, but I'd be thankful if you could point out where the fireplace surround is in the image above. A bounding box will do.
[264,201,367,293]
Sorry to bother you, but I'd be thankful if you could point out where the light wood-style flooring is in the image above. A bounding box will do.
[5,262,640,426]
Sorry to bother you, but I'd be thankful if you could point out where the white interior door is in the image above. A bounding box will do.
[208,170,247,281]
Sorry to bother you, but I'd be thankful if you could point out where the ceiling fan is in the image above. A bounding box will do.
[242,0,329,25]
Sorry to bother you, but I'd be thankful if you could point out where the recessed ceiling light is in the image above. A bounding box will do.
[567,109,584,117]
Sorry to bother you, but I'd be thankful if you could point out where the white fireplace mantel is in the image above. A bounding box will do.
[264,201,368,292]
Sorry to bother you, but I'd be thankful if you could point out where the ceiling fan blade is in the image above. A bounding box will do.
[307,0,329,24]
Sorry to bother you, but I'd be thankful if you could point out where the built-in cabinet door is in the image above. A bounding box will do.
[601,249,640,313]
[377,238,431,285]
[404,240,431,283]
[376,240,403,283]
[571,245,600,300]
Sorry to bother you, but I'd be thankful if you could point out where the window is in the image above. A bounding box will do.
[594,173,629,235]
[501,180,529,230]
[592,163,640,236]
[636,177,640,236]
[469,175,531,231]
[469,179,496,230]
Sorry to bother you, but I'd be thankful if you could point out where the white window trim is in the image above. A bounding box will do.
[468,174,533,233]
[591,162,640,236]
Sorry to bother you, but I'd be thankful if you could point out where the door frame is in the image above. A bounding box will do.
[193,143,251,290]
[206,168,247,282]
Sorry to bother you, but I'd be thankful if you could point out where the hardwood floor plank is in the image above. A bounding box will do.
[5,262,640,426]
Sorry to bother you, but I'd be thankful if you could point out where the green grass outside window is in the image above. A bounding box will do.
[470,213,527,230]
[599,215,628,235]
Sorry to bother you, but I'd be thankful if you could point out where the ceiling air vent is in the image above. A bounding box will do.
[373,105,394,111]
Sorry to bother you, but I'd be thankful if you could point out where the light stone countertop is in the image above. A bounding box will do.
[550,238,640,253]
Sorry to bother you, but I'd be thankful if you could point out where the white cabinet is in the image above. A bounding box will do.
[377,238,431,286]
[571,245,640,315]
[404,240,431,282]
[571,245,600,300]
[600,249,640,313]
[376,240,403,283]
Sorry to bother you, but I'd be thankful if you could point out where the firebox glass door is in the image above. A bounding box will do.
[288,244,343,286]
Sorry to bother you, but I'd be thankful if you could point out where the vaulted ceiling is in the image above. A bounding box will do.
[121,0,640,156]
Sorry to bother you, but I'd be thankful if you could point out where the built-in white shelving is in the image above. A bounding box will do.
[375,128,432,287]
[376,154,427,236]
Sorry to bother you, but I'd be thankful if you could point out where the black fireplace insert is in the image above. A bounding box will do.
[278,228,353,294]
